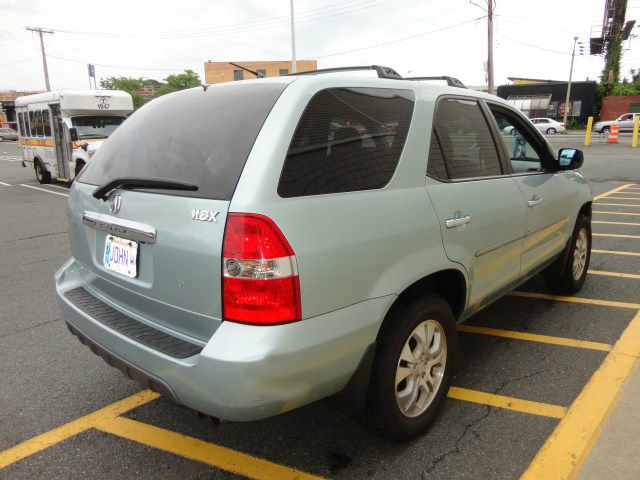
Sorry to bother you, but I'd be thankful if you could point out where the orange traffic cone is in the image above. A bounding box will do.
[608,124,619,143]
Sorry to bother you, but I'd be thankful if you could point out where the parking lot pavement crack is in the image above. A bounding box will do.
[4,231,67,243]
[0,317,63,339]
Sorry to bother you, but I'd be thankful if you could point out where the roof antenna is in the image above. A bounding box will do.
[229,62,264,78]
[201,84,209,91]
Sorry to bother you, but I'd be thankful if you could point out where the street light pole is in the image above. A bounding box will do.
[563,36,579,127]
[487,0,494,94]
[290,0,297,73]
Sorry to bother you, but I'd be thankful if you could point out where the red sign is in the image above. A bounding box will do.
[558,102,572,116]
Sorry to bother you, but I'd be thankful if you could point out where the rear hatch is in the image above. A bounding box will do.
[68,82,287,342]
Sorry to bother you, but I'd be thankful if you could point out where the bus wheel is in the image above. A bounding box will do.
[35,160,51,184]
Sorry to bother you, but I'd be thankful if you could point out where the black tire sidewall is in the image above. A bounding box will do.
[366,294,457,442]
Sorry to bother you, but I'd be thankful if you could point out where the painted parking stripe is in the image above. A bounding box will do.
[26,183,70,192]
[509,291,640,309]
[457,325,612,352]
[604,196,640,200]
[18,184,68,197]
[95,416,325,480]
[522,310,640,480]
[0,181,11,187]
[593,232,640,239]
[588,269,640,280]
[447,387,567,419]
[593,211,640,216]
[593,184,635,199]
[593,220,640,226]
[595,203,640,207]
[0,390,159,469]
[592,248,640,257]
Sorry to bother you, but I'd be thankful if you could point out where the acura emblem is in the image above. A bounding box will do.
[109,194,122,214]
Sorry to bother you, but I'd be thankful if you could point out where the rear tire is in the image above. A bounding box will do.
[35,160,51,184]
[543,214,591,294]
[546,128,557,134]
[0,136,4,142]
[361,293,456,442]
[601,126,611,135]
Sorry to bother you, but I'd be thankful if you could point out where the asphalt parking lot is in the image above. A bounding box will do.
[1,135,640,479]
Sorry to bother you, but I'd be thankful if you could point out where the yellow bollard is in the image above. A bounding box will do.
[632,115,639,148]
[584,116,593,147]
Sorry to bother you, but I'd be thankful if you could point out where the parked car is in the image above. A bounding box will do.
[0,127,18,141]
[530,117,565,134]
[55,66,593,442]
[593,113,640,134]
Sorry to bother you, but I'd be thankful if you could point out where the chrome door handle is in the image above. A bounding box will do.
[527,196,542,207]
[445,215,471,228]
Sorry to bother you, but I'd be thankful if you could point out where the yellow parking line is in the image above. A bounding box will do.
[94,416,325,480]
[588,269,640,280]
[521,311,640,480]
[0,390,159,469]
[596,203,640,207]
[593,211,640,216]
[592,248,640,257]
[604,196,640,200]
[593,232,640,239]
[447,386,567,419]
[593,220,640,226]
[509,291,640,309]
[457,325,612,352]
[593,184,635,200]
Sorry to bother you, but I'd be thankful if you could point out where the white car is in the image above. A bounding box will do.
[530,118,565,134]
[593,113,640,134]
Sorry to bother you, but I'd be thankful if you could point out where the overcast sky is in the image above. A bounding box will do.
[1,0,639,91]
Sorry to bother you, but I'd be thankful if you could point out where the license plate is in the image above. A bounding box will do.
[103,235,139,278]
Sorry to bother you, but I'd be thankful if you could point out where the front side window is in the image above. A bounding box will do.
[28,111,35,137]
[42,110,51,137]
[278,87,415,197]
[17,112,24,136]
[433,98,501,179]
[35,111,44,137]
[71,116,125,139]
[488,106,545,173]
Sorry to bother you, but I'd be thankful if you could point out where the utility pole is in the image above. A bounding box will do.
[26,26,53,91]
[563,36,579,127]
[290,0,297,73]
[487,0,494,94]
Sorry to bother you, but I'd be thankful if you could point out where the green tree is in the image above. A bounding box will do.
[99,76,153,109]
[154,70,201,97]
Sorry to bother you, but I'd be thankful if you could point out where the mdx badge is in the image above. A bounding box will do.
[109,194,122,214]
[191,209,220,223]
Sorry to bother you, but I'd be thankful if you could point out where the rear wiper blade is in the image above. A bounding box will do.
[92,177,198,200]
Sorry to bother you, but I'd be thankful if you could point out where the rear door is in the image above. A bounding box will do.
[485,102,576,275]
[70,82,287,342]
[426,97,526,312]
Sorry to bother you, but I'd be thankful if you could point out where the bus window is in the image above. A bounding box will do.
[17,112,23,136]
[28,111,35,137]
[37,111,45,137]
[42,110,51,137]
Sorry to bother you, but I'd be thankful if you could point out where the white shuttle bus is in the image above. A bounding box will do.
[15,90,133,183]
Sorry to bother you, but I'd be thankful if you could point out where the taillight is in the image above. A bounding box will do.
[222,213,301,325]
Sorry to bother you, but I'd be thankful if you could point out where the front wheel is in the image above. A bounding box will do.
[546,128,557,134]
[0,136,4,142]
[361,293,456,442]
[543,214,591,293]
[35,160,51,184]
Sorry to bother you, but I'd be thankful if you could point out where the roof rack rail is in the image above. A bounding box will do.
[288,65,403,80]
[406,76,467,89]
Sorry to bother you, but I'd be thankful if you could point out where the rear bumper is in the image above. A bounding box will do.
[55,258,394,421]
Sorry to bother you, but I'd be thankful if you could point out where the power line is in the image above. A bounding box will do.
[0,56,39,69]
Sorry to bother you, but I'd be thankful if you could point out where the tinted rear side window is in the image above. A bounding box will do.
[79,82,287,200]
[434,98,501,179]
[278,87,415,198]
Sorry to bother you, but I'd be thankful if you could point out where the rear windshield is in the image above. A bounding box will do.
[79,82,287,200]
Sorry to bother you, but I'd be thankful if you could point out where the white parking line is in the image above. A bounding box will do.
[18,184,69,197]
[25,182,69,192]
[0,181,11,187]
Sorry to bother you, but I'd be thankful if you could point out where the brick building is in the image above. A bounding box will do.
[600,95,640,121]
[0,91,41,127]
[204,60,317,84]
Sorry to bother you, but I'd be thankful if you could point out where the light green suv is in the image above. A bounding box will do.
[55,66,592,442]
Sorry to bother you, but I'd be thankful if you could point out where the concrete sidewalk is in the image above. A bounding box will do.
[577,359,640,480]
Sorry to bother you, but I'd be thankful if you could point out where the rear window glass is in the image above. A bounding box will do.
[278,87,415,198]
[79,82,287,200]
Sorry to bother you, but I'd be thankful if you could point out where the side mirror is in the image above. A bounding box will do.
[69,127,78,142]
[557,148,584,170]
